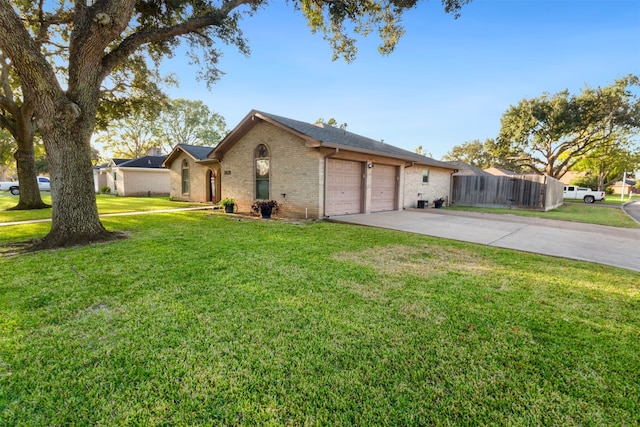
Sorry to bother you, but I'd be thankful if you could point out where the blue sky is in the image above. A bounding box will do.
[161,0,640,160]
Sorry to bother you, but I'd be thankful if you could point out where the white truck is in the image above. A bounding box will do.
[0,176,51,195]
[563,186,605,204]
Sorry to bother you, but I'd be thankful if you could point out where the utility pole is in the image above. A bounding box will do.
[620,171,627,201]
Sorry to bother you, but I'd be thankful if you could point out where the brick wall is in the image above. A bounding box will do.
[220,122,323,219]
[403,165,453,208]
[167,151,217,203]
[119,169,169,196]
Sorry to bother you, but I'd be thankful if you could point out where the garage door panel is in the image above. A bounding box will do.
[327,159,363,216]
[371,164,397,212]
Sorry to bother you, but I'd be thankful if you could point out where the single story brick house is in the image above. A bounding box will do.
[164,110,456,218]
[95,156,169,196]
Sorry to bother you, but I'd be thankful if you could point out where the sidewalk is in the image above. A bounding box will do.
[0,206,214,227]
[329,209,640,272]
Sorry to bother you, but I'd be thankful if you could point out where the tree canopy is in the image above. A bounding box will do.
[157,99,228,147]
[570,132,640,190]
[495,75,640,180]
[96,98,228,158]
[441,139,495,169]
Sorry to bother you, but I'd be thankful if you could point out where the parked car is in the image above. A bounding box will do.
[563,186,605,203]
[0,176,51,195]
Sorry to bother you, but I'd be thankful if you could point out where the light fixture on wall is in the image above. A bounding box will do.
[368,163,374,169]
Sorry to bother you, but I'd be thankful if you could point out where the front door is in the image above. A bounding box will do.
[208,170,216,203]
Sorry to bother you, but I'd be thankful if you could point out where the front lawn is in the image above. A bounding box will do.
[448,202,639,228]
[1,212,638,425]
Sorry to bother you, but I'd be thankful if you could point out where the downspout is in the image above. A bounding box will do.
[449,170,457,207]
[323,148,340,217]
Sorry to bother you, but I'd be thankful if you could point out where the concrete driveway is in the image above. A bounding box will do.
[329,208,640,272]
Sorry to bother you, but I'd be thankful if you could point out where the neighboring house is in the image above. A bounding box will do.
[559,170,588,185]
[163,144,218,203]
[448,161,490,177]
[484,167,519,176]
[93,162,109,192]
[164,110,457,219]
[96,156,169,196]
[610,179,638,196]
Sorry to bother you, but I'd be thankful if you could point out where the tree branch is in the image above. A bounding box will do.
[101,0,257,78]
[0,0,63,107]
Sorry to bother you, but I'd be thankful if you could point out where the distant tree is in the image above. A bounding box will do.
[0,49,48,209]
[96,108,162,159]
[0,128,14,179]
[157,99,228,148]
[316,117,347,130]
[415,145,432,158]
[496,75,640,180]
[571,133,640,190]
[442,139,496,168]
[97,98,227,157]
[0,0,472,248]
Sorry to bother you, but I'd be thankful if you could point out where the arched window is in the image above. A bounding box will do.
[181,159,190,194]
[254,144,270,199]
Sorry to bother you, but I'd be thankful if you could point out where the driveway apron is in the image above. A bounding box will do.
[329,209,640,272]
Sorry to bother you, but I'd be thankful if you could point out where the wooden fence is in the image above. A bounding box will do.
[452,175,564,211]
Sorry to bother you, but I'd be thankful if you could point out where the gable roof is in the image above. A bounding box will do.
[213,110,455,169]
[118,155,167,169]
[180,144,214,160]
[107,158,132,167]
[162,144,216,167]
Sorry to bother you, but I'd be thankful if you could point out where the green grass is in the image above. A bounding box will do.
[600,197,635,205]
[1,212,638,425]
[448,202,639,228]
[0,194,203,223]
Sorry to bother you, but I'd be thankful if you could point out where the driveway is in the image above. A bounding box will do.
[623,200,640,223]
[329,208,640,272]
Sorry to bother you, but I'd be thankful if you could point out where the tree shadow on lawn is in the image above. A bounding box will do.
[0,231,129,256]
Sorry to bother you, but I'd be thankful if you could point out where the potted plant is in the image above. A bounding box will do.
[219,197,236,213]
[251,199,280,219]
[434,197,445,208]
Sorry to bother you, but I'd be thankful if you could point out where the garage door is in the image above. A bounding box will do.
[326,159,363,216]
[371,164,397,212]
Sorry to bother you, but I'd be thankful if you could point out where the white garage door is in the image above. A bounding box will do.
[326,159,363,216]
[371,164,397,212]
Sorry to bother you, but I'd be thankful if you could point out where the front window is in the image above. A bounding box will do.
[255,144,270,199]
[422,169,429,183]
[181,160,190,194]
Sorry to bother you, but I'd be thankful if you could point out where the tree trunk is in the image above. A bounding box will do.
[8,109,49,210]
[9,144,49,210]
[34,113,119,249]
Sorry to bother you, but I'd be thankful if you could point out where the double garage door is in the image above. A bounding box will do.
[326,159,397,216]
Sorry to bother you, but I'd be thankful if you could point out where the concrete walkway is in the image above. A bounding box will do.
[329,208,640,272]
[0,206,214,227]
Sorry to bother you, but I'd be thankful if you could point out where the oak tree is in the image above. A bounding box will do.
[496,75,640,180]
[0,50,48,209]
[442,139,495,169]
